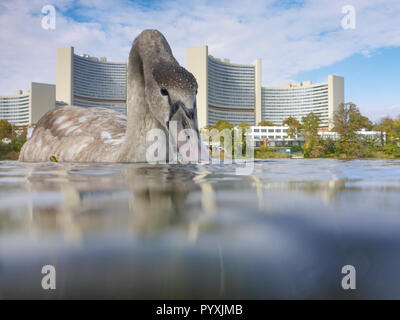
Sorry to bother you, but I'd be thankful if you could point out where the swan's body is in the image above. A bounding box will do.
[19,29,207,163]
[19,106,127,162]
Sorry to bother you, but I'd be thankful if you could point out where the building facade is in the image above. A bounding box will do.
[186,46,261,128]
[57,47,127,114]
[186,45,344,130]
[318,128,386,143]
[0,82,55,126]
[262,76,344,129]
[246,125,300,147]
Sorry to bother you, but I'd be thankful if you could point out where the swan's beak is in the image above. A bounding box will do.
[176,129,210,163]
[168,103,210,163]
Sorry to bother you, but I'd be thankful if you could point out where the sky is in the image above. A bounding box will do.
[0,0,399,122]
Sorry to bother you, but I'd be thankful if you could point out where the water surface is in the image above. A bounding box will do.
[1,159,400,299]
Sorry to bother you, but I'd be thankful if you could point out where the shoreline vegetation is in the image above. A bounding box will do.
[1,103,399,162]
[206,103,400,161]
[0,120,27,161]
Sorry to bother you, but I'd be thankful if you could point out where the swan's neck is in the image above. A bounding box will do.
[117,45,165,162]
[118,94,163,162]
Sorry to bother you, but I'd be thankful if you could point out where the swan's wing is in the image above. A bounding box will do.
[19,106,127,162]
[36,106,127,140]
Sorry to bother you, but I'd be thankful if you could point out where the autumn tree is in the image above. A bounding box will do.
[333,103,371,136]
[258,120,275,126]
[0,120,13,139]
[376,116,400,143]
[332,103,371,157]
[236,121,250,128]
[375,116,400,157]
[282,116,301,138]
[300,113,323,157]
[214,120,233,131]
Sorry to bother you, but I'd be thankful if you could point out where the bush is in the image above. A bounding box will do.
[290,145,303,153]
[383,143,400,158]
[0,136,26,160]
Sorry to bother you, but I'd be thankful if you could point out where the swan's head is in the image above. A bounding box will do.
[148,63,209,162]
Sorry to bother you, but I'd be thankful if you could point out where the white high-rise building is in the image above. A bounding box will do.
[0,82,55,126]
[262,76,344,129]
[57,47,127,114]
[186,46,261,128]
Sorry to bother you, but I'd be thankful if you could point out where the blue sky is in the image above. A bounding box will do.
[296,46,400,120]
[0,0,399,121]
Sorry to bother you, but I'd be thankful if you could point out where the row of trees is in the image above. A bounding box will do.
[205,103,400,159]
[281,103,400,158]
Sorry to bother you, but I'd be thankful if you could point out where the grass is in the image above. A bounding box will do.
[254,151,290,159]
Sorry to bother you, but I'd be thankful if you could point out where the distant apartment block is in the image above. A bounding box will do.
[0,82,55,126]
[186,45,344,130]
[57,47,127,114]
[262,76,344,129]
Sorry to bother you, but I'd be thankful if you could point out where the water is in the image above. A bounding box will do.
[1,159,400,299]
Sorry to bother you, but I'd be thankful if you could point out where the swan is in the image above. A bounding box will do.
[19,29,209,163]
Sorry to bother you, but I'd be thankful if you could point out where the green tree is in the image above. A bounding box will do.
[333,103,371,135]
[282,116,301,138]
[237,122,251,129]
[359,115,374,130]
[214,120,233,131]
[0,120,12,139]
[258,120,275,126]
[300,113,323,158]
[203,120,235,158]
[376,116,400,143]
[375,115,400,157]
[332,103,371,157]
[321,138,336,157]
[236,122,252,156]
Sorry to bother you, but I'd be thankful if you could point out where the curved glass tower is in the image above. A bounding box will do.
[262,82,331,127]
[261,76,344,129]
[186,46,262,128]
[0,91,30,125]
[57,47,127,114]
[207,56,256,125]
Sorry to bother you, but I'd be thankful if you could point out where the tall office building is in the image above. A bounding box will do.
[186,45,344,130]
[262,76,344,129]
[57,47,127,114]
[0,82,55,126]
[186,46,261,128]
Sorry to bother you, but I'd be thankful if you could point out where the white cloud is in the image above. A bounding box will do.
[1,0,400,99]
[363,104,400,121]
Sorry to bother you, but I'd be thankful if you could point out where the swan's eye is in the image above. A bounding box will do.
[195,89,198,95]
[160,87,169,96]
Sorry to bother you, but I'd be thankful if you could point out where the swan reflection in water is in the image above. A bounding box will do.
[7,164,221,240]
[0,163,235,299]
